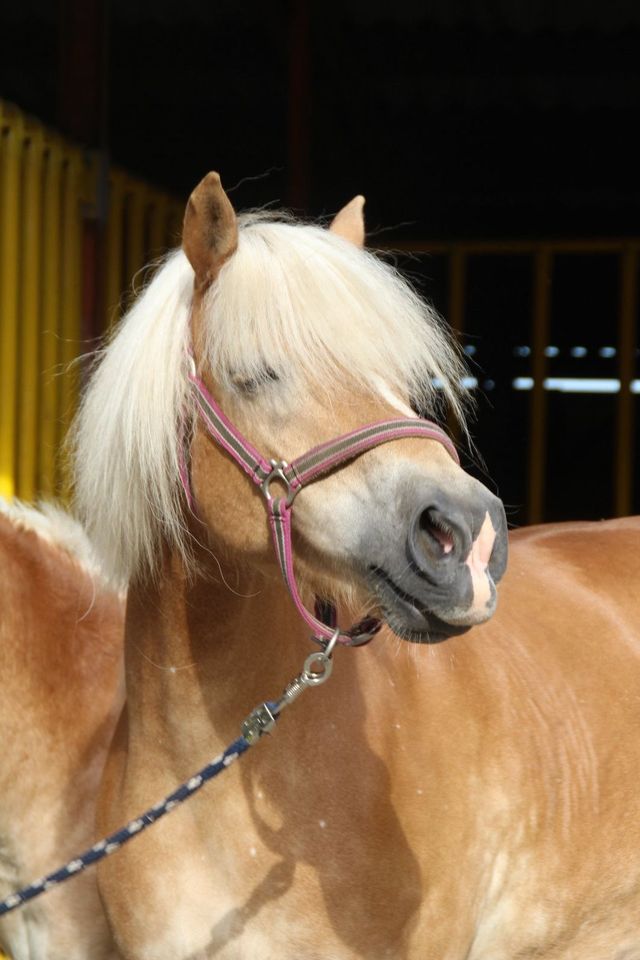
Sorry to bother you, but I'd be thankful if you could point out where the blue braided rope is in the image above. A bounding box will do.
[0,727,263,918]
[0,606,340,920]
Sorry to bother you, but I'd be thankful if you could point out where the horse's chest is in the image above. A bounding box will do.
[107,845,640,960]
[100,762,640,960]
[465,879,640,960]
[128,858,404,960]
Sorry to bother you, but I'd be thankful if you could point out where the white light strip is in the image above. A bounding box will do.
[513,377,534,390]
[512,378,640,394]
[433,377,479,390]
[545,377,620,393]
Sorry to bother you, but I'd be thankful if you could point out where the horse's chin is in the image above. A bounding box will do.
[381,604,471,644]
[367,571,475,645]
[310,562,485,645]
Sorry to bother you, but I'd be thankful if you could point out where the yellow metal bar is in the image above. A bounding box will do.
[615,246,638,516]
[105,170,125,328]
[58,148,83,498]
[38,135,64,498]
[0,104,23,499]
[125,179,146,291]
[448,249,467,338]
[147,194,169,259]
[167,202,183,248]
[528,248,552,525]
[384,239,640,256]
[447,248,467,436]
[17,119,46,501]
[81,149,100,211]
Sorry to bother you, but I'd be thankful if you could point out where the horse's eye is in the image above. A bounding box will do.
[232,368,280,395]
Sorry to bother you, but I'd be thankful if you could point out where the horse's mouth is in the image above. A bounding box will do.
[368,566,471,644]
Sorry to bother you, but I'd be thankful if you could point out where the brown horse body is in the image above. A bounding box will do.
[98,516,640,960]
[1,176,640,959]
[0,506,123,960]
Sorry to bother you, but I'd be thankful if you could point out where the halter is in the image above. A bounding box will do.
[185,354,459,646]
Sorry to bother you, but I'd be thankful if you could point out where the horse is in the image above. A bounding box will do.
[1,172,640,960]
[0,501,124,960]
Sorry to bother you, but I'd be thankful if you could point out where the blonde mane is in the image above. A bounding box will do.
[72,212,469,586]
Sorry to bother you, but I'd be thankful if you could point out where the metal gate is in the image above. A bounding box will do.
[390,241,639,523]
[0,100,183,502]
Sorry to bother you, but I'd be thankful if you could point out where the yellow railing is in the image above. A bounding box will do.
[0,100,183,502]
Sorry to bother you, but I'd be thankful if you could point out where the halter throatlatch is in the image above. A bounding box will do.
[185,354,459,646]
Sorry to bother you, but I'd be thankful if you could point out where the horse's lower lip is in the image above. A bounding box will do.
[368,566,470,644]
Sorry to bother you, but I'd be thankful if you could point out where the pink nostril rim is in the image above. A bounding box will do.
[429,525,454,554]
[419,509,456,555]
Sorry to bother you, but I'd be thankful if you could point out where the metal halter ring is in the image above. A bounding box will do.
[301,628,340,686]
[260,459,298,506]
[302,651,333,686]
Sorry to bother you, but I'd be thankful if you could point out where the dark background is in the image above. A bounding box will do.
[2,0,639,524]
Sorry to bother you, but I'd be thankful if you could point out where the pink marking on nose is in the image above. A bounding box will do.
[465,512,497,615]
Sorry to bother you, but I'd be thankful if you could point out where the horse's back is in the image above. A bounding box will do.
[499,515,640,728]
[509,513,640,571]
[502,515,640,653]
[0,503,124,960]
[463,516,640,958]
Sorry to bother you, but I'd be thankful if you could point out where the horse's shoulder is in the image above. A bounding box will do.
[509,515,640,551]
[505,516,640,598]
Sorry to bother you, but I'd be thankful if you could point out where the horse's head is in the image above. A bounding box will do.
[181,173,508,642]
[74,172,507,644]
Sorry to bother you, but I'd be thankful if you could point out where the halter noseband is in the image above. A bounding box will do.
[183,354,459,646]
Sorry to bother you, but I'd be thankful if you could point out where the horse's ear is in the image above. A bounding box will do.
[329,195,366,247]
[182,172,238,288]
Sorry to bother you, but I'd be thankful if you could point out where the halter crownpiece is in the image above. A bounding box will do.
[184,352,460,646]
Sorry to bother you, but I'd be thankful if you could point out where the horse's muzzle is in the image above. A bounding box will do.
[369,487,508,642]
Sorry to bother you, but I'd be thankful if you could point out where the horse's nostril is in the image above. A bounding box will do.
[419,508,455,556]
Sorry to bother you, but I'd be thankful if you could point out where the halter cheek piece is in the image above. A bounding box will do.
[183,353,459,646]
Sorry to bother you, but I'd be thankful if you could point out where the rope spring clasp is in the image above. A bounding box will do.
[241,628,339,743]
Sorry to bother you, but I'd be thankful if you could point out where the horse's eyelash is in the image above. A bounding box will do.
[233,368,280,394]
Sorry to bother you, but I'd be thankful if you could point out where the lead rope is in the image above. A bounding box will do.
[0,634,338,919]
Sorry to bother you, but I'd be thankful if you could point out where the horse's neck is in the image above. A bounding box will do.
[122,547,308,765]
[117,542,520,834]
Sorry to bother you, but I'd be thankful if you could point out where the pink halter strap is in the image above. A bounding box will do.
[184,357,459,646]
